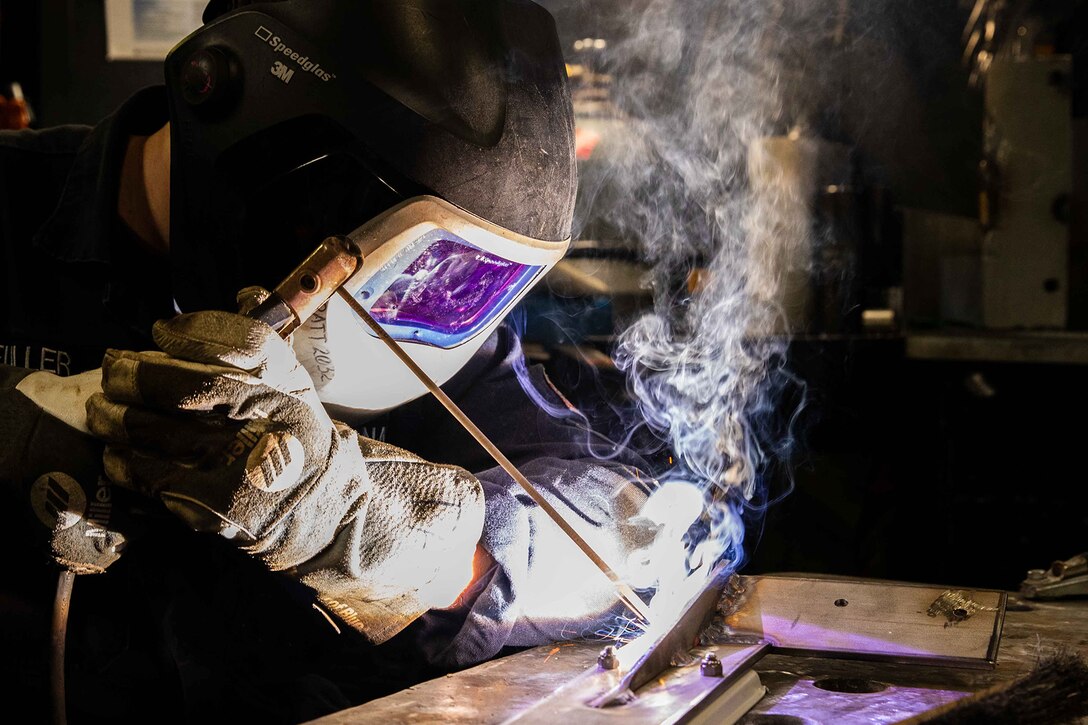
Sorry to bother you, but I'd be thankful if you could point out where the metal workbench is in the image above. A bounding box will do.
[310,593,1088,724]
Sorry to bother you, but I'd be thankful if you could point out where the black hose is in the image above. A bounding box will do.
[51,571,75,725]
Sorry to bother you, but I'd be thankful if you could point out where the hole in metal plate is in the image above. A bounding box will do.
[812,678,888,694]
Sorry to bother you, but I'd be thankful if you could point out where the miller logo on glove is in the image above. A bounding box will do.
[86,310,485,643]
[1,369,128,574]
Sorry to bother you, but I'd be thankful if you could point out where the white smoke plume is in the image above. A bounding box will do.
[575,0,840,572]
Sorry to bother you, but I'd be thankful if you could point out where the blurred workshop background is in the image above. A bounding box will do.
[2,0,1084,592]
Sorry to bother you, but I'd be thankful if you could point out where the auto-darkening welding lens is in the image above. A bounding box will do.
[360,229,543,348]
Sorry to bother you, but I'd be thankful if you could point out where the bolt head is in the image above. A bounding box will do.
[700,652,724,677]
[598,645,619,671]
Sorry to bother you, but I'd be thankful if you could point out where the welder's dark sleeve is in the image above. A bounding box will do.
[0,365,57,479]
[406,326,658,669]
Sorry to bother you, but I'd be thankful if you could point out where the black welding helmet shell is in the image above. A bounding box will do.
[164,0,576,314]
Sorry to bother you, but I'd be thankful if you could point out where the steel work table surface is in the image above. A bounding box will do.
[310,595,1088,724]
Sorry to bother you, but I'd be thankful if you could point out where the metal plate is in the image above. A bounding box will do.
[592,567,736,706]
[505,642,769,725]
[719,576,1006,668]
[308,576,1011,724]
[747,676,970,724]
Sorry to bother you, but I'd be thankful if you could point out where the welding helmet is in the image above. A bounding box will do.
[165,0,575,413]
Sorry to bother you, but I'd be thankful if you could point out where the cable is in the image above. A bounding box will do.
[51,571,75,725]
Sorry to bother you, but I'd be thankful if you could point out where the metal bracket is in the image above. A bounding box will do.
[1020,552,1088,599]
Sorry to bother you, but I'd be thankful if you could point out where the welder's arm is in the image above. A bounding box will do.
[409,326,661,668]
[85,311,485,644]
[419,457,654,668]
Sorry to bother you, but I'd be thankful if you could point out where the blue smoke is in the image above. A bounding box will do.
[515,0,832,580]
[507,306,653,463]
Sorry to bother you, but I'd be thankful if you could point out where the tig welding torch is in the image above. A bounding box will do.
[245,235,362,337]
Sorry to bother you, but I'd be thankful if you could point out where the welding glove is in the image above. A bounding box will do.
[0,367,128,573]
[85,310,485,642]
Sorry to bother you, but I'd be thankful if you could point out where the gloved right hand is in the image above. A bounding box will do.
[86,310,485,642]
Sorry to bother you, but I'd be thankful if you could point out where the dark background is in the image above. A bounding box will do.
[1,0,165,127]
[1,0,1085,592]
[541,0,1088,592]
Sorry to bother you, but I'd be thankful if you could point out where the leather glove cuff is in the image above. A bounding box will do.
[294,436,485,644]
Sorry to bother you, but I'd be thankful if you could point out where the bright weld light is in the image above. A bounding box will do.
[624,481,703,592]
[616,563,715,670]
[610,480,716,667]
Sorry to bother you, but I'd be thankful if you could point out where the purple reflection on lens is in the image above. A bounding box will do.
[369,238,535,335]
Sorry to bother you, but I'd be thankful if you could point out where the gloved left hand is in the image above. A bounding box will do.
[85,311,372,570]
[84,311,485,638]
